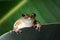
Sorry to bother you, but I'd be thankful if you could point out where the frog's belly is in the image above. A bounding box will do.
[17,23,33,29]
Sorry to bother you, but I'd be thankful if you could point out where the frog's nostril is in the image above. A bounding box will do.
[28,17,31,19]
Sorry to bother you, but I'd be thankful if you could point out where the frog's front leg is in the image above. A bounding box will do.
[33,20,41,31]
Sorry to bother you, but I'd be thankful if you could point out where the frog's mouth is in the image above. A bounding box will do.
[23,20,33,24]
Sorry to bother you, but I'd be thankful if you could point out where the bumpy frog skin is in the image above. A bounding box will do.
[13,13,41,34]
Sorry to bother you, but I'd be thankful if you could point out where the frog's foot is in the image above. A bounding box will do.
[35,22,41,31]
[35,26,40,31]
[12,29,21,34]
[19,30,22,34]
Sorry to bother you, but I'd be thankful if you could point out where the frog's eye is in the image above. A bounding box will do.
[31,13,36,18]
[22,14,26,17]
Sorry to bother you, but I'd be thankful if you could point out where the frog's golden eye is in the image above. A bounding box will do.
[22,14,27,17]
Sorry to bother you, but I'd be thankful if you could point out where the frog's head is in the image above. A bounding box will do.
[21,13,36,23]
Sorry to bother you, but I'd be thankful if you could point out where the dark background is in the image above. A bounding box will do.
[0,24,60,40]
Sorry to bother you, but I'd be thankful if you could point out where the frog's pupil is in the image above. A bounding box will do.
[22,14,25,17]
